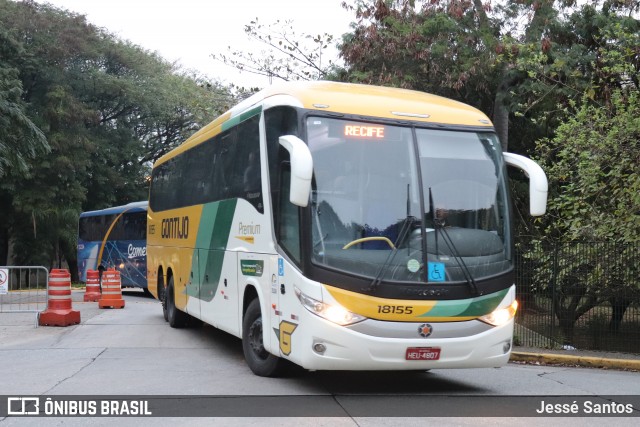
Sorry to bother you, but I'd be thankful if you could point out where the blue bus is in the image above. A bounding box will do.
[77,201,148,289]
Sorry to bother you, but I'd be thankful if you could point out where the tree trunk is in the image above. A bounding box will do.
[68,258,79,283]
[493,91,509,152]
[609,296,632,332]
[0,226,8,265]
[557,310,576,345]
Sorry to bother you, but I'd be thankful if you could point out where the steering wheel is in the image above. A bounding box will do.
[342,237,396,250]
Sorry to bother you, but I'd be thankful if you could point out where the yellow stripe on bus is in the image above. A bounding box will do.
[324,284,441,322]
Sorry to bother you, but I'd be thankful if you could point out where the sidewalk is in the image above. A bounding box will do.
[511,345,640,371]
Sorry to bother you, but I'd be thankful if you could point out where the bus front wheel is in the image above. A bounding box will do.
[242,299,286,377]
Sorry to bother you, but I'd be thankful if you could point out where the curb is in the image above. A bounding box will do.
[510,351,640,371]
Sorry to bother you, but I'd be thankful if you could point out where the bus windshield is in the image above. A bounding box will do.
[77,202,148,288]
[308,117,511,284]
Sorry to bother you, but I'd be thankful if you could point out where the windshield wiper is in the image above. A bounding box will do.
[429,188,479,296]
[428,188,440,256]
[368,184,415,292]
[368,215,416,292]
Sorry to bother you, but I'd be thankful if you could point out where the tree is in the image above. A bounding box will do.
[519,6,640,339]
[532,90,640,337]
[339,0,640,154]
[0,0,235,271]
[0,27,48,178]
[537,92,640,242]
[137,71,237,164]
[0,23,50,265]
[212,18,340,86]
[340,0,513,149]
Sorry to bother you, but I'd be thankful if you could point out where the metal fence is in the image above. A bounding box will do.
[515,242,640,354]
[0,266,49,322]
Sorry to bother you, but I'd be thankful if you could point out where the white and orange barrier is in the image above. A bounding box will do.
[39,269,81,327]
[83,269,101,302]
[98,268,125,309]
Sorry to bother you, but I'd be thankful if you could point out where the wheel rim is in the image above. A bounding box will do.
[247,318,268,360]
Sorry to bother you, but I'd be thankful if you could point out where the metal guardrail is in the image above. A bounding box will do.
[0,266,49,326]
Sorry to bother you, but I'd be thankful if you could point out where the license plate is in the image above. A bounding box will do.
[406,347,441,361]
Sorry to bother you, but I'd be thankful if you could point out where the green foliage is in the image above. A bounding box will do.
[536,90,640,243]
[0,27,49,178]
[340,0,503,118]
[524,90,640,344]
[0,0,235,269]
[510,5,640,128]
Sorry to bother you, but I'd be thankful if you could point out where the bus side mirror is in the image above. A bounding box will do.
[503,152,548,216]
[279,135,313,207]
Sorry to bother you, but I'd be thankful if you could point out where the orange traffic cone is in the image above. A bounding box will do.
[83,269,101,302]
[39,269,81,326]
[98,268,125,309]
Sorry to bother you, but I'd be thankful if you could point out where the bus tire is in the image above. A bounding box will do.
[167,277,189,328]
[160,283,168,322]
[242,298,286,377]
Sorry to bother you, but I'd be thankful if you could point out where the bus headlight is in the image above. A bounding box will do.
[478,300,518,326]
[294,286,366,326]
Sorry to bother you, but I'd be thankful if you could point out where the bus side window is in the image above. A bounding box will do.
[278,167,301,262]
[236,115,263,212]
[265,107,300,264]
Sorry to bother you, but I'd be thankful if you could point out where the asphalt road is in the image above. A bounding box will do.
[1,290,638,426]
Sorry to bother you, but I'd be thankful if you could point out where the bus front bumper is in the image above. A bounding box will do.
[285,314,514,371]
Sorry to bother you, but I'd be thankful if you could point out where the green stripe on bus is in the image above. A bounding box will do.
[187,199,238,302]
[239,105,262,122]
[221,105,262,132]
[418,288,509,318]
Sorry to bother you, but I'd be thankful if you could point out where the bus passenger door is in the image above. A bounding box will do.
[216,250,239,335]
[199,249,239,335]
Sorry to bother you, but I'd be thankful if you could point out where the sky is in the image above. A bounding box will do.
[37,0,355,87]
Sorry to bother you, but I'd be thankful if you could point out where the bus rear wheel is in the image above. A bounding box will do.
[166,277,189,328]
[242,299,286,377]
[160,284,168,322]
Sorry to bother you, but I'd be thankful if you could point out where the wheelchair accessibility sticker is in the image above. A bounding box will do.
[278,258,284,276]
[428,262,445,282]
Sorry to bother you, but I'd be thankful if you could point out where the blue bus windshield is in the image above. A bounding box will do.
[77,202,148,289]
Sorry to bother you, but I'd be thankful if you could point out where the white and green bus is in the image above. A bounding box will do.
[147,81,547,376]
